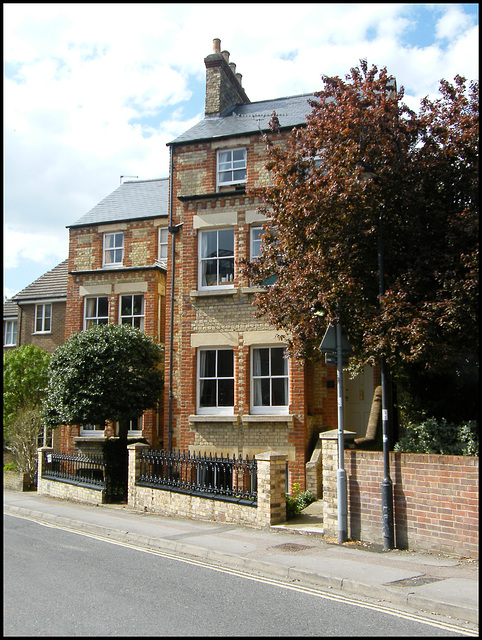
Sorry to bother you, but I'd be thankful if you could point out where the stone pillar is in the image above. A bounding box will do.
[255,451,287,526]
[127,442,150,509]
[320,430,355,538]
[37,446,53,496]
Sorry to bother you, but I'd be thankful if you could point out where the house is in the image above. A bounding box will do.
[3,299,19,352]
[163,39,376,491]
[6,259,68,354]
[56,38,377,490]
[62,177,169,454]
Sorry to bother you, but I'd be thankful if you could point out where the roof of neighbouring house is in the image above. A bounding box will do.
[68,177,169,228]
[11,259,68,303]
[3,299,18,319]
[168,93,317,145]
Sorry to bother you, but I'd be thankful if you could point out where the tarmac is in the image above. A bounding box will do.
[4,490,478,633]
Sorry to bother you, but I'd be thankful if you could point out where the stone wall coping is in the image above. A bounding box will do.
[319,429,357,440]
[255,450,288,462]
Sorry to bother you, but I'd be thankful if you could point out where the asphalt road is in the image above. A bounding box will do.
[3,515,469,637]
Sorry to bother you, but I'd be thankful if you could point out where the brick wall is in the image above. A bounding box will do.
[16,301,66,353]
[321,437,479,557]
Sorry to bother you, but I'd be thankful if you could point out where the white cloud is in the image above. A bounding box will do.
[3,225,68,270]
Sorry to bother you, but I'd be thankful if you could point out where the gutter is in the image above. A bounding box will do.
[167,146,182,452]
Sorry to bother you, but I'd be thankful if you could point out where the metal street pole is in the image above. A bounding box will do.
[378,204,394,551]
[336,323,348,544]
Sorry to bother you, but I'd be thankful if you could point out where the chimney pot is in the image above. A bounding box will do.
[229,62,236,75]
[213,38,221,54]
[236,73,243,86]
[221,50,230,63]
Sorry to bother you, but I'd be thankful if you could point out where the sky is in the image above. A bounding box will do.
[3,3,479,300]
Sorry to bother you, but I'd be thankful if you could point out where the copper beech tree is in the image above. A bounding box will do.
[244,62,478,420]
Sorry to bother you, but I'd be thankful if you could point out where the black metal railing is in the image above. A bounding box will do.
[42,451,106,489]
[137,450,257,505]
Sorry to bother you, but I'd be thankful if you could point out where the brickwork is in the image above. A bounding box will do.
[321,437,479,558]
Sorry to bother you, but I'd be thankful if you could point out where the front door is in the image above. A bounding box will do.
[344,366,374,438]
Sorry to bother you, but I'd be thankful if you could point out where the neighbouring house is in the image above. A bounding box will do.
[61,177,169,454]
[56,38,378,490]
[7,259,68,354]
[3,299,19,353]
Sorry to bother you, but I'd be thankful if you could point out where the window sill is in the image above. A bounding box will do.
[242,414,294,425]
[74,436,106,441]
[188,414,294,425]
[191,288,238,298]
[189,415,240,424]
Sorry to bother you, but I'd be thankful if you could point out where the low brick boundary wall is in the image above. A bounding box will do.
[128,443,287,527]
[37,447,106,505]
[321,436,479,558]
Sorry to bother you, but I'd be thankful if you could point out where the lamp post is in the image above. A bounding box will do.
[377,201,395,551]
[360,164,394,550]
[320,323,351,544]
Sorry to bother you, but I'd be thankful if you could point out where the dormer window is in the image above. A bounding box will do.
[103,232,124,267]
[217,148,246,189]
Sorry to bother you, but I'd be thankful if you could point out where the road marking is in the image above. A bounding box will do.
[7,512,478,636]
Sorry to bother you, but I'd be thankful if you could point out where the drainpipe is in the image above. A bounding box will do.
[167,145,182,452]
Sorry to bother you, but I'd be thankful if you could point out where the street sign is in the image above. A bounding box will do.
[319,325,351,365]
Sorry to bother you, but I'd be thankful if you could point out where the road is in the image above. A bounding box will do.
[3,514,472,637]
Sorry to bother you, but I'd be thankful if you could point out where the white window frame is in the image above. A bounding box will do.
[84,296,109,330]
[251,346,289,415]
[119,294,145,330]
[115,416,143,436]
[197,348,235,415]
[4,320,17,346]
[250,225,263,260]
[34,304,52,334]
[198,228,235,290]
[217,148,247,189]
[158,227,168,267]
[80,424,105,437]
[103,232,124,267]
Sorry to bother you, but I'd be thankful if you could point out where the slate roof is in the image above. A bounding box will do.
[69,178,169,228]
[12,259,68,303]
[169,93,317,145]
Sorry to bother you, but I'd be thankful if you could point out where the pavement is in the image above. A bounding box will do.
[4,490,478,633]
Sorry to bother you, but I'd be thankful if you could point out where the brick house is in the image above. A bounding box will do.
[5,259,68,354]
[53,39,377,490]
[62,177,169,454]
[163,39,376,491]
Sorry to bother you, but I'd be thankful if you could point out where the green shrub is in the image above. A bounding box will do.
[3,461,17,472]
[394,418,478,456]
[286,482,316,519]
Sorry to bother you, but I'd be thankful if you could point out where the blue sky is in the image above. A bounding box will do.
[3,3,479,299]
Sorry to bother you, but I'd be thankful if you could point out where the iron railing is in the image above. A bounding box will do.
[137,449,257,505]
[42,451,106,489]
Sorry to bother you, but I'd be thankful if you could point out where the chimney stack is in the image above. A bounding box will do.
[204,38,250,116]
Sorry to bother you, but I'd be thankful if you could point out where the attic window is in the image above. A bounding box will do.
[217,148,246,188]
